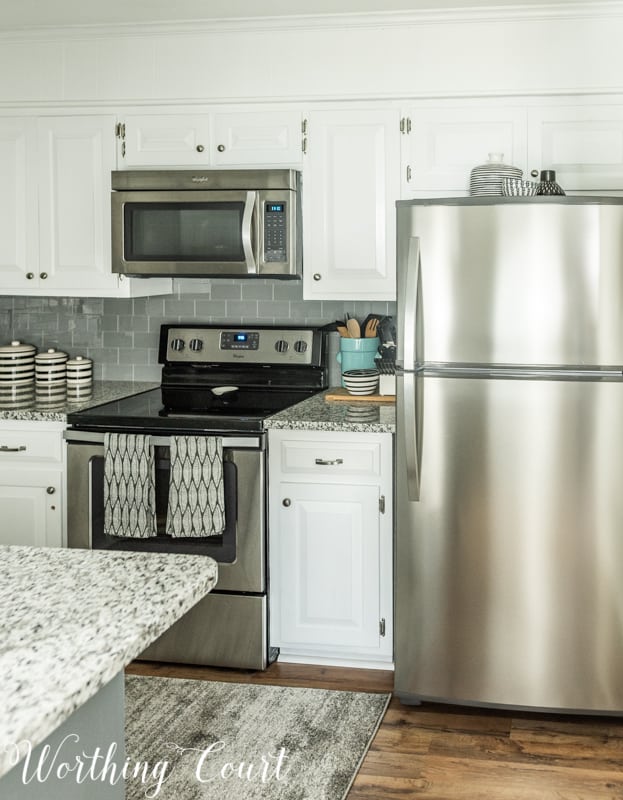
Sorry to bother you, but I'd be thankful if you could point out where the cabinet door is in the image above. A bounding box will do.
[0,468,62,547]
[211,111,302,166]
[528,105,623,191]
[37,115,119,292]
[274,481,381,650]
[121,114,211,166]
[0,118,38,290]
[402,105,527,196]
[302,109,399,301]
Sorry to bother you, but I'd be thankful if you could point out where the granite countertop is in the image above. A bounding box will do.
[264,388,396,433]
[0,546,218,780]
[0,381,158,422]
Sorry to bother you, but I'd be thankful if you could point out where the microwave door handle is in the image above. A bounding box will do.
[242,191,257,274]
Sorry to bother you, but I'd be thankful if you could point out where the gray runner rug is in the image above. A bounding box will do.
[124,675,390,800]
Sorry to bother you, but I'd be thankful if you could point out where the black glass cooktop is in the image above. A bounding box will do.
[66,386,315,435]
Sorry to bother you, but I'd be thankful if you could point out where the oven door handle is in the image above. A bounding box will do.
[64,431,263,449]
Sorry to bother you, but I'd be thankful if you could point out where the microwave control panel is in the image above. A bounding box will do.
[263,202,287,262]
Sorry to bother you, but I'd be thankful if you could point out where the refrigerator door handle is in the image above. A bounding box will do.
[397,236,420,371]
[402,371,421,501]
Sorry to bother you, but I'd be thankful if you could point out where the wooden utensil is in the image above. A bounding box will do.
[365,318,379,337]
[346,317,361,338]
[336,324,350,337]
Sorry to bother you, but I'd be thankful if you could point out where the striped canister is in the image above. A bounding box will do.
[66,355,93,400]
[0,340,36,406]
[35,348,69,404]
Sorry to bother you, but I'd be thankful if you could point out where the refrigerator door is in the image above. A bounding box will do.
[396,198,623,369]
[395,370,623,712]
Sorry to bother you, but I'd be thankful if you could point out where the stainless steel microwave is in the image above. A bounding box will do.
[111,169,302,279]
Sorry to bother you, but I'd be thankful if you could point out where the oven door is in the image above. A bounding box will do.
[112,189,260,277]
[65,431,265,593]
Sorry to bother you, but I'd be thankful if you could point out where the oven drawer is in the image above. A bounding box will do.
[138,592,269,670]
[273,431,384,479]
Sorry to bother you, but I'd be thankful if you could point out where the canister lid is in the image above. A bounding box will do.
[35,348,68,363]
[0,340,36,356]
[66,355,93,368]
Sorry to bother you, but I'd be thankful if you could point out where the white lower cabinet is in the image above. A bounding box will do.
[0,421,64,548]
[268,429,393,668]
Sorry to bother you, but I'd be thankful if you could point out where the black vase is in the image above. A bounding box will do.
[537,170,565,196]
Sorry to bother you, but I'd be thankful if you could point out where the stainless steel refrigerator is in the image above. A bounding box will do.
[395,196,623,713]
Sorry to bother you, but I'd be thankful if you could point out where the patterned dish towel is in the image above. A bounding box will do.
[166,436,226,537]
[104,433,157,538]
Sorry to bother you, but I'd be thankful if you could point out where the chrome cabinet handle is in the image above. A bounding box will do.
[217,144,225,152]
[46,486,56,495]
[196,144,205,153]
[314,457,344,466]
[26,272,34,280]
[282,498,291,507]
[313,273,322,281]
[0,445,26,452]
[40,272,48,279]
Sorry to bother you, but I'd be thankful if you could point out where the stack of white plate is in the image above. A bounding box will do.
[0,340,36,407]
[35,348,69,404]
[470,153,522,196]
[342,368,380,396]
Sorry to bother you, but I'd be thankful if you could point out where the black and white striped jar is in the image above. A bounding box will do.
[0,340,36,405]
[66,356,93,400]
[35,348,69,403]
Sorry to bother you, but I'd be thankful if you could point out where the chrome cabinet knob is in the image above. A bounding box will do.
[217,144,226,152]
[196,144,205,153]
[40,272,48,279]
[26,272,34,280]
[530,169,539,178]
[282,498,291,507]
[46,486,56,495]
[313,273,322,281]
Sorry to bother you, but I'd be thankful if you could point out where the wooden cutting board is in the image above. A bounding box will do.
[325,388,395,403]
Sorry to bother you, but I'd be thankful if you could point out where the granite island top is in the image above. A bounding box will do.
[264,388,396,433]
[0,381,158,422]
[0,546,218,780]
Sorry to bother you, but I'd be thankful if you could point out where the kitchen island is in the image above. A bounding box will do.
[0,546,218,798]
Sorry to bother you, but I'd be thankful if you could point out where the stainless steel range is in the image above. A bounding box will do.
[65,324,327,669]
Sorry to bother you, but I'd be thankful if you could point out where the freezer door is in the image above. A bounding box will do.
[396,200,623,368]
[395,371,623,711]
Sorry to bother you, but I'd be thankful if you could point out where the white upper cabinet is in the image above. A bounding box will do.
[302,108,400,301]
[211,111,303,166]
[0,118,37,287]
[119,110,303,167]
[527,105,623,191]
[0,114,171,297]
[400,104,528,197]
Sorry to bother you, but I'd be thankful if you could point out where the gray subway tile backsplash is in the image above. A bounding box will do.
[3,279,395,383]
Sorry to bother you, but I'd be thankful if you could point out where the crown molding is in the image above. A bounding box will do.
[1,2,622,42]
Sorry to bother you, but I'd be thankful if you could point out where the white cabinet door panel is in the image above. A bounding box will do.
[528,106,623,190]
[303,109,399,300]
[0,469,62,548]
[276,482,380,649]
[121,114,211,166]
[0,118,37,289]
[212,111,302,165]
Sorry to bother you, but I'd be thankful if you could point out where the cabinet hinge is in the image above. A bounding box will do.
[400,117,412,134]
[379,495,386,514]
[379,618,386,637]
[406,165,412,183]
[115,122,125,140]
[302,118,308,155]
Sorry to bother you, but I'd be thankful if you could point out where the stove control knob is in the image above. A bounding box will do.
[275,339,289,353]
[189,338,203,352]
[293,340,308,354]
[170,338,185,352]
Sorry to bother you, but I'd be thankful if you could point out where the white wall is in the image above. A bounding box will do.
[1,6,622,106]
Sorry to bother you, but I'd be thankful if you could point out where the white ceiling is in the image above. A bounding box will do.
[0,0,576,31]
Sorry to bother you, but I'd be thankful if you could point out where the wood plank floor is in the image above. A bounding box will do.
[127,660,623,799]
